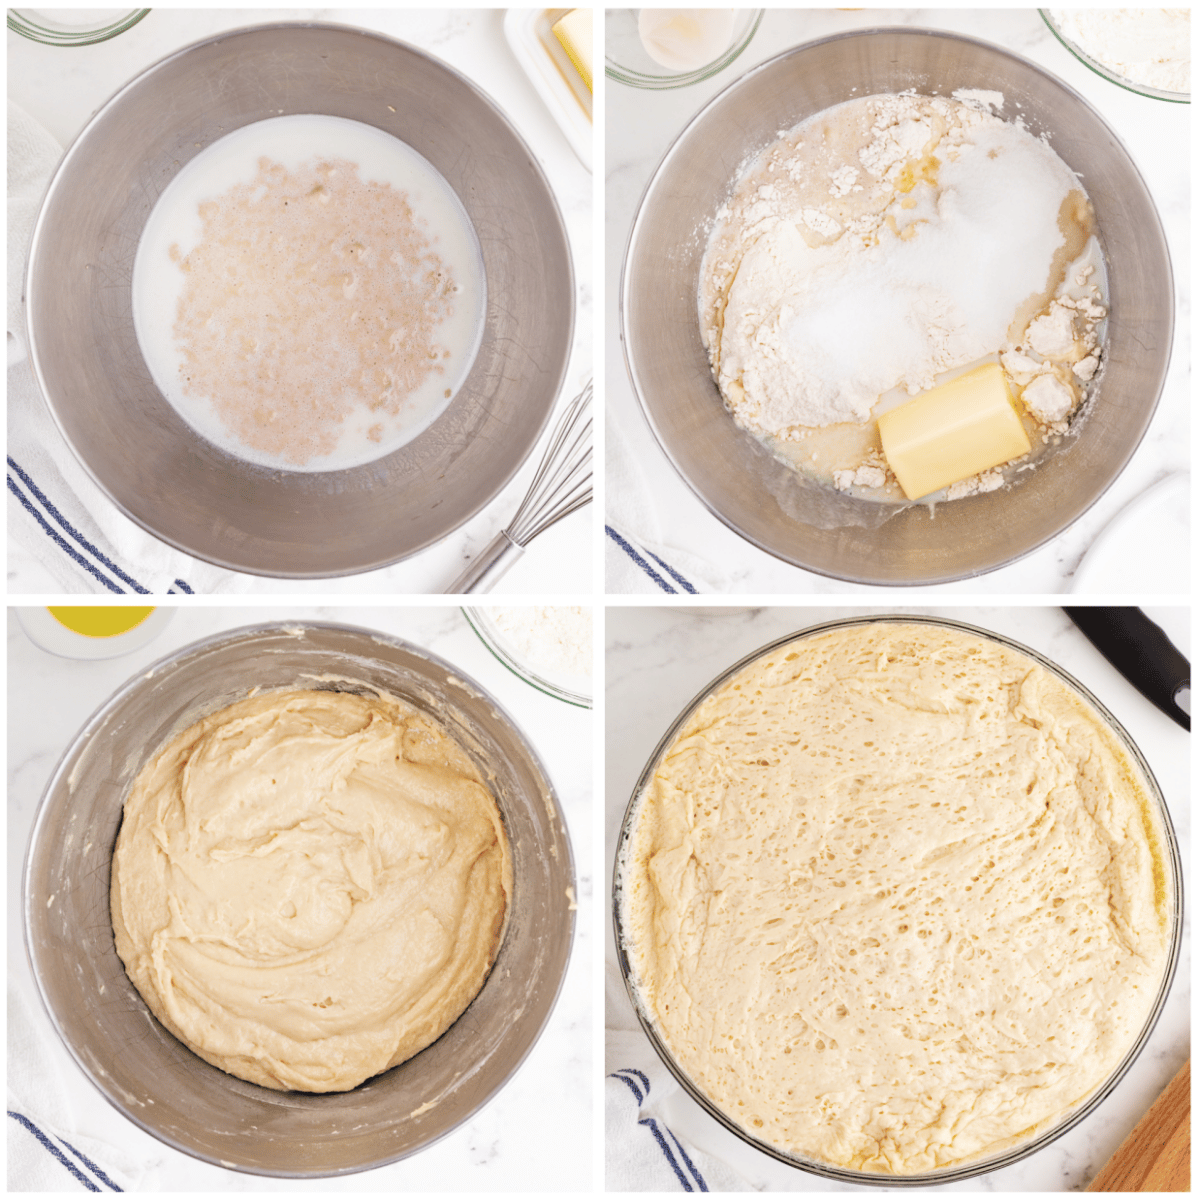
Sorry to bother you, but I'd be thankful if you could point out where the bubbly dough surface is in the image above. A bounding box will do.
[111,688,511,1093]
[622,623,1170,1174]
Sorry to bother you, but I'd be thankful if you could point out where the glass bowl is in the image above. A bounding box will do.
[613,615,1182,1185]
[7,8,149,46]
[463,606,591,709]
[24,622,576,1175]
[606,8,765,90]
[1041,10,1189,103]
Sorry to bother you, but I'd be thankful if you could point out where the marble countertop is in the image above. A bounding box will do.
[8,8,592,595]
[8,604,592,1190]
[605,605,1189,1190]
[605,8,1190,595]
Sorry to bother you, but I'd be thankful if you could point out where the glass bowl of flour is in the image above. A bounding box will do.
[464,607,592,708]
[1042,9,1190,103]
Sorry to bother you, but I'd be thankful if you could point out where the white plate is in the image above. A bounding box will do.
[1071,473,1190,595]
[503,8,592,172]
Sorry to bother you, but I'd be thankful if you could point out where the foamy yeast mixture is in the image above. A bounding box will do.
[133,115,486,471]
[111,688,511,1092]
[622,623,1170,1173]
[701,93,1109,501]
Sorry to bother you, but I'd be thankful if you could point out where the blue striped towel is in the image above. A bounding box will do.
[606,965,749,1191]
[605,408,730,594]
[7,102,250,595]
[8,984,149,1191]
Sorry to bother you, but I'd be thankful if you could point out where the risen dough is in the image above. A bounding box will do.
[111,688,511,1092]
[622,623,1170,1174]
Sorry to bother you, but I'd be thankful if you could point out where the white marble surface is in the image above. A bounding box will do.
[8,8,593,595]
[8,604,593,1190]
[605,605,1189,1190]
[605,8,1190,595]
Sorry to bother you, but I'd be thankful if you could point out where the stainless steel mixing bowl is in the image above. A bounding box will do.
[613,615,1182,1184]
[621,29,1173,585]
[25,23,574,577]
[24,623,576,1176]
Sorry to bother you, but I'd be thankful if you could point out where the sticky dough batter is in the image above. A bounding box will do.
[111,688,511,1093]
[622,623,1170,1174]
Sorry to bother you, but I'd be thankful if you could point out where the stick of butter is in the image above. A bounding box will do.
[878,363,1031,500]
[553,9,593,92]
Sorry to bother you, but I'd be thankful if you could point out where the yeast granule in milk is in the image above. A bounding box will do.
[621,623,1171,1174]
[133,115,485,472]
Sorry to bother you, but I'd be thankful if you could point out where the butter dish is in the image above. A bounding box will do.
[503,8,592,172]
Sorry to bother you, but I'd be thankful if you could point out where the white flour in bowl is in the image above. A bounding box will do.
[490,606,592,679]
[1049,8,1190,94]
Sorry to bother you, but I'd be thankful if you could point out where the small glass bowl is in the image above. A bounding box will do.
[606,8,764,90]
[463,607,591,709]
[1040,10,1189,104]
[614,615,1182,1185]
[8,9,149,46]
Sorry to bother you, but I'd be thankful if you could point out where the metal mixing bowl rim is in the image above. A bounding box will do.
[23,20,576,580]
[612,613,1183,1184]
[23,619,577,1177]
[619,25,1175,587]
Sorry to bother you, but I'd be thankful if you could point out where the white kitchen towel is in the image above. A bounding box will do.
[605,407,730,595]
[605,964,749,1192]
[7,101,257,595]
[8,985,152,1191]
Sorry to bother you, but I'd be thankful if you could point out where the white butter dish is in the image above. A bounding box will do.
[503,8,592,172]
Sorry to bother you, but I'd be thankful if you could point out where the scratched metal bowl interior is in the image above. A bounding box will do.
[24,23,574,577]
[621,29,1173,585]
[24,623,576,1177]
[612,615,1183,1185]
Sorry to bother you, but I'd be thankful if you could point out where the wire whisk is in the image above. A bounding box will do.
[447,380,592,593]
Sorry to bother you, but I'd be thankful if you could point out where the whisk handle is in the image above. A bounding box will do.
[444,531,525,594]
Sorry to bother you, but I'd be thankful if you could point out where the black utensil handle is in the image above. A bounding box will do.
[1064,607,1190,731]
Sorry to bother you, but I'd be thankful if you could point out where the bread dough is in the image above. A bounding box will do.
[111,688,511,1093]
[621,623,1171,1174]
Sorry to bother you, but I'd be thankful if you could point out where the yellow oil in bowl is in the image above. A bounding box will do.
[17,607,173,659]
[48,607,156,638]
